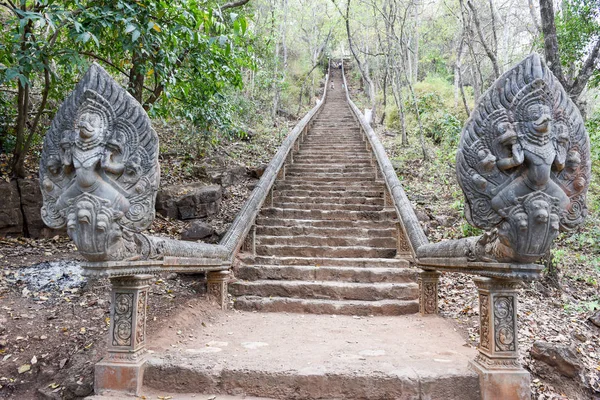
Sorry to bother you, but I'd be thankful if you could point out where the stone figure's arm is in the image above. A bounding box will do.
[497,144,524,170]
[495,129,524,171]
[101,149,125,175]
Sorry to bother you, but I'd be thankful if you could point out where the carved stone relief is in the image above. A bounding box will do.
[479,293,490,351]
[113,293,134,347]
[456,54,590,263]
[494,295,516,352]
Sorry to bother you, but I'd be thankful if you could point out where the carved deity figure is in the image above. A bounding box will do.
[456,54,590,263]
[40,63,160,261]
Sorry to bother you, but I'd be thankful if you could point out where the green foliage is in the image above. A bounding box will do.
[556,0,600,88]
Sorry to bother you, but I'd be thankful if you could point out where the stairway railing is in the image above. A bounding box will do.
[340,62,428,259]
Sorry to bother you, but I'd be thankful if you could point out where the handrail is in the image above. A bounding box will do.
[220,59,331,262]
[340,62,428,257]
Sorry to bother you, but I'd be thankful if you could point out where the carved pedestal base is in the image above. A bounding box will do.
[95,275,151,395]
[208,270,231,310]
[418,270,441,315]
[471,277,530,400]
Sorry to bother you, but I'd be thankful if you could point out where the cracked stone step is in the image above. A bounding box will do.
[232,296,419,316]
[255,234,396,248]
[255,225,394,237]
[230,280,418,301]
[254,218,397,229]
[272,195,384,205]
[274,183,383,192]
[255,244,397,258]
[260,207,396,221]
[239,255,410,268]
[270,202,384,212]
[273,189,384,198]
[235,265,417,283]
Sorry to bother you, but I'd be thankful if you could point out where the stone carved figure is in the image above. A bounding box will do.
[40,63,159,261]
[456,54,590,263]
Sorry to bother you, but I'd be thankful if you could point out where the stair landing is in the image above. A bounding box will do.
[144,311,480,399]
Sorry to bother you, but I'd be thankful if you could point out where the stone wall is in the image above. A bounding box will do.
[0,178,65,238]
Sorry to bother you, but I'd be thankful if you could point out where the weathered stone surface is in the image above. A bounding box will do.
[17,178,65,238]
[0,180,23,236]
[210,166,247,187]
[39,63,160,261]
[248,164,267,179]
[531,341,581,378]
[156,183,222,220]
[181,220,215,241]
[453,53,590,263]
[589,310,600,328]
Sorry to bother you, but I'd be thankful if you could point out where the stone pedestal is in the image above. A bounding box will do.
[470,277,530,400]
[208,270,231,310]
[95,275,151,395]
[417,270,441,315]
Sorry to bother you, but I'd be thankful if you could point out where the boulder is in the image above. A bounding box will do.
[156,183,222,220]
[17,178,65,238]
[0,180,23,236]
[590,310,600,328]
[210,166,247,187]
[181,220,215,241]
[248,164,267,179]
[531,341,581,378]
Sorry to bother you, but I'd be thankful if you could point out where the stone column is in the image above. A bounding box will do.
[208,270,231,310]
[417,270,441,315]
[470,278,530,400]
[95,275,152,395]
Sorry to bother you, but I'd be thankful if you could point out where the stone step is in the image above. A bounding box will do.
[230,280,418,301]
[255,244,396,258]
[233,296,419,316]
[240,255,409,268]
[286,166,373,174]
[255,235,396,248]
[273,189,383,198]
[273,195,384,205]
[271,202,383,212]
[144,313,480,400]
[281,176,376,184]
[256,224,393,237]
[260,207,396,221]
[235,265,416,283]
[285,171,375,179]
[254,218,396,229]
[274,183,383,192]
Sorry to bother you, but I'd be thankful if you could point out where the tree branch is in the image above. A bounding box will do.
[467,0,499,78]
[570,38,600,99]
[220,0,251,11]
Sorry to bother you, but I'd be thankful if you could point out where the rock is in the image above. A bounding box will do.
[415,210,430,222]
[530,341,581,378]
[181,220,215,241]
[435,215,453,227]
[241,128,257,141]
[590,310,600,328]
[156,184,222,220]
[210,166,247,187]
[17,178,65,239]
[0,180,23,236]
[166,273,178,280]
[63,375,94,398]
[248,164,267,179]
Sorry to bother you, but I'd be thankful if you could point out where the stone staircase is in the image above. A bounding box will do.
[231,69,419,315]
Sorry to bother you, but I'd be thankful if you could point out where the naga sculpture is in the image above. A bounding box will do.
[454,53,590,263]
[40,63,226,262]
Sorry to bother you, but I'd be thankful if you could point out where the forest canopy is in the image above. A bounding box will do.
[0,0,598,177]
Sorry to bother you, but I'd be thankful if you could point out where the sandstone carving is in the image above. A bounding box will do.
[40,64,228,262]
[455,53,590,263]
